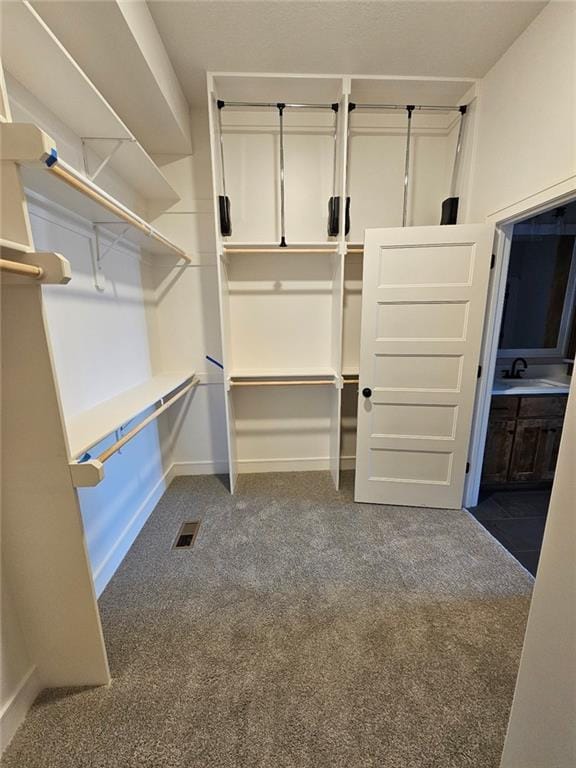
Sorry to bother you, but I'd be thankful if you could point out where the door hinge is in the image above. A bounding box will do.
[490,253,496,269]
[477,364,482,378]
[466,461,470,474]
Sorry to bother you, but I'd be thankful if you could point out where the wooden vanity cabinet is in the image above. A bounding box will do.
[482,395,568,486]
[481,396,518,484]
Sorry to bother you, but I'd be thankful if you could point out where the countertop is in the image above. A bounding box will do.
[492,378,571,396]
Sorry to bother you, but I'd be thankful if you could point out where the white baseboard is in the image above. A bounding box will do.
[341,455,356,470]
[168,459,229,481]
[171,455,357,477]
[0,666,41,754]
[92,470,170,597]
[237,456,331,473]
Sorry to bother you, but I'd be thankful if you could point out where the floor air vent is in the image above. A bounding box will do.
[173,521,200,549]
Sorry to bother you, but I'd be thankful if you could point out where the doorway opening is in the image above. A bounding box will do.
[468,198,576,574]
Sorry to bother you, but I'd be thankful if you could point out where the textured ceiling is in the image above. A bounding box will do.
[147,0,547,104]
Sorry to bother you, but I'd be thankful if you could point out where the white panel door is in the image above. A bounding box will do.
[355,224,493,509]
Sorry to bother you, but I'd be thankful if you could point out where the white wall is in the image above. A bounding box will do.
[146,108,230,477]
[500,382,576,767]
[469,1,576,223]
[5,74,174,597]
[28,199,170,597]
[463,3,576,764]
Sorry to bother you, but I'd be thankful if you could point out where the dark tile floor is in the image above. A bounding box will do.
[468,489,551,576]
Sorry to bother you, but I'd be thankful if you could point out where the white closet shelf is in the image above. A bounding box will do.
[230,367,338,380]
[66,371,195,460]
[1,1,180,206]
[18,151,188,260]
[223,242,339,253]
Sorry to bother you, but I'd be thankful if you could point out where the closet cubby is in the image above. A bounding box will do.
[224,249,340,377]
[208,72,477,493]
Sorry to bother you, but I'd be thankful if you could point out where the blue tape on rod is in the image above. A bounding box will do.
[206,355,224,370]
[79,452,91,463]
[45,148,58,167]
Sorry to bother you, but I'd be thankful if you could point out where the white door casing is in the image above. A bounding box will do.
[355,224,494,509]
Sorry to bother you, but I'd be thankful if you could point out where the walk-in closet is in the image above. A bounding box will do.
[1,2,574,767]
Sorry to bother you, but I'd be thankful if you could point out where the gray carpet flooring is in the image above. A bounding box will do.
[2,472,533,767]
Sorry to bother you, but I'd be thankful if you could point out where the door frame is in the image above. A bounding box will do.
[464,181,576,508]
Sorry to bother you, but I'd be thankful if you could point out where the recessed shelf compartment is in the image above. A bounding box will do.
[218,98,338,243]
[1,0,180,206]
[225,248,339,374]
[66,371,195,460]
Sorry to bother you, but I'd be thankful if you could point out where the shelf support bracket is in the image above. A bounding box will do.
[92,223,132,291]
[81,137,135,182]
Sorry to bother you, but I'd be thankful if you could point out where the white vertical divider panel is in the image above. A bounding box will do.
[1,282,111,686]
[329,78,349,488]
[207,75,237,492]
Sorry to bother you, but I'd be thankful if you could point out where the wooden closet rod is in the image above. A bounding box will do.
[346,247,364,254]
[223,247,338,254]
[47,159,188,261]
[231,379,334,387]
[0,258,43,279]
[96,379,197,464]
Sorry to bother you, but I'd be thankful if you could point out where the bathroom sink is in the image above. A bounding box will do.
[493,378,570,394]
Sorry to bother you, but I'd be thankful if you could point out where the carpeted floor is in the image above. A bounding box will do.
[2,472,533,768]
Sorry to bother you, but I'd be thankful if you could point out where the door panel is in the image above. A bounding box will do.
[536,418,564,482]
[481,417,516,485]
[509,419,546,482]
[355,224,494,509]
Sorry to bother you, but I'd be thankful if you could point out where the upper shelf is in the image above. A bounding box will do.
[20,157,187,260]
[1,1,180,205]
[211,73,344,104]
[349,77,477,107]
[66,371,195,460]
[1,119,188,260]
[30,0,192,156]
[229,367,338,379]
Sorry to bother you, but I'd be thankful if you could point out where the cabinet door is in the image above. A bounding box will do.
[481,417,516,484]
[508,419,547,482]
[536,418,564,482]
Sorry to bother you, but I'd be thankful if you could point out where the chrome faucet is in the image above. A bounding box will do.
[502,357,528,379]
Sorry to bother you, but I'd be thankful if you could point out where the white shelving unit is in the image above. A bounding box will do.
[1,0,180,206]
[0,26,195,689]
[67,371,196,460]
[1,120,188,261]
[207,72,478,493]
[20,158,187,260]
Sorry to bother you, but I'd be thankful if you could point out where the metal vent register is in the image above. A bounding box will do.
[172,521,200,549]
